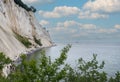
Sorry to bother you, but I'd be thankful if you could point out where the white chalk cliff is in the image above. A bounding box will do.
[0,0,52,60]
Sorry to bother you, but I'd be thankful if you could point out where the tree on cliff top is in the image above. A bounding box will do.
[14,0,36,12]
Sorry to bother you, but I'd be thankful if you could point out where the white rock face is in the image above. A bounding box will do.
[0,0,52,60]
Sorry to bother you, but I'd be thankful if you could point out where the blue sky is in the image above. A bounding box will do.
[22,0,120,42]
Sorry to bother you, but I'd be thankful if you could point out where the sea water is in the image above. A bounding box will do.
[32,42,120,77]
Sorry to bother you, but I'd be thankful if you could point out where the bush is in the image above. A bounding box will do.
[7,45,71,82]
[33,36,42,46]
[0,52,11,77]
[0,45,120,82]
[30,6,36,13]
[109,72,120,82]
[0,52,12,71]
[14,32,32,48]
[66,54,107,82]
[14,0,36,12]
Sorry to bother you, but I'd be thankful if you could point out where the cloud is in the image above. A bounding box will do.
[114,24,120,29]
[79,11,108,19]
[22,0,37,3]
[22,0,54,4]
[57,20,79,28]
[56,20,96,30]
[50,20,118,35]
[39,20,49,26]
[39,11,61,18]
[70,28,118,39]
[83,0,120,13]
[38,1,119,19]
[95,28,117,34]
[49,20,97,39]
[39,6,80,18]
[53,6,80,15]
[48,20,119,41]
[39,5,108,19]
[79,23,96,30]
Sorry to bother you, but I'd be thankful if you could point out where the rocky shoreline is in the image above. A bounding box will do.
[14,44,54,64]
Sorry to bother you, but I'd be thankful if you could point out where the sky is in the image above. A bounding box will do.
[22,0,120,43]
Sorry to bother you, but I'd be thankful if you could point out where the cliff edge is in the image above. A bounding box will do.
[0,0,52,60]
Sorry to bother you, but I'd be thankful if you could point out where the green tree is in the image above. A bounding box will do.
[0,52,12,81]
[109,72,120,82]
[0,52,12,75]
[0,45,120,82]
[14,32,32,48]
[66,54,107,82]
[36,44,71,82]
[7,45,71,82]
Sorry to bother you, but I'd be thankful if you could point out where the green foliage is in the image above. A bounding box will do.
[7,54,38,82]
[14,0,36,12]
[14,32,32,48]
[7,45,71,82]
[30,6,36,12]
[66,54,107,82]
[37,44,71,82]
[0,52,12,71]
[0,45,120,82]
[109,72,120,82]
[0,77,9,82]
[33,36,42,46]
[0,52,12,78]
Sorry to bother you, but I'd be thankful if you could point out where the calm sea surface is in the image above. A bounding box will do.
[31,42,120,77]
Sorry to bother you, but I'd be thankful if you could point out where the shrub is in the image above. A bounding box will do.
[0,52,11,77]
[109,72,120,82]
[7,45,71,82]
[0,52,12,71]
[14,0,36,13]
[33,36,42,46]
[30,6,36,13]
[0,45,120,82]
[14,32,32,48]
[66,54,107,82]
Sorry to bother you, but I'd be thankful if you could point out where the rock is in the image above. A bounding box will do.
[0,0,52,60]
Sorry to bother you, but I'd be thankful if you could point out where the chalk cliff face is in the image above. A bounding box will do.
[0,0,52,60]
